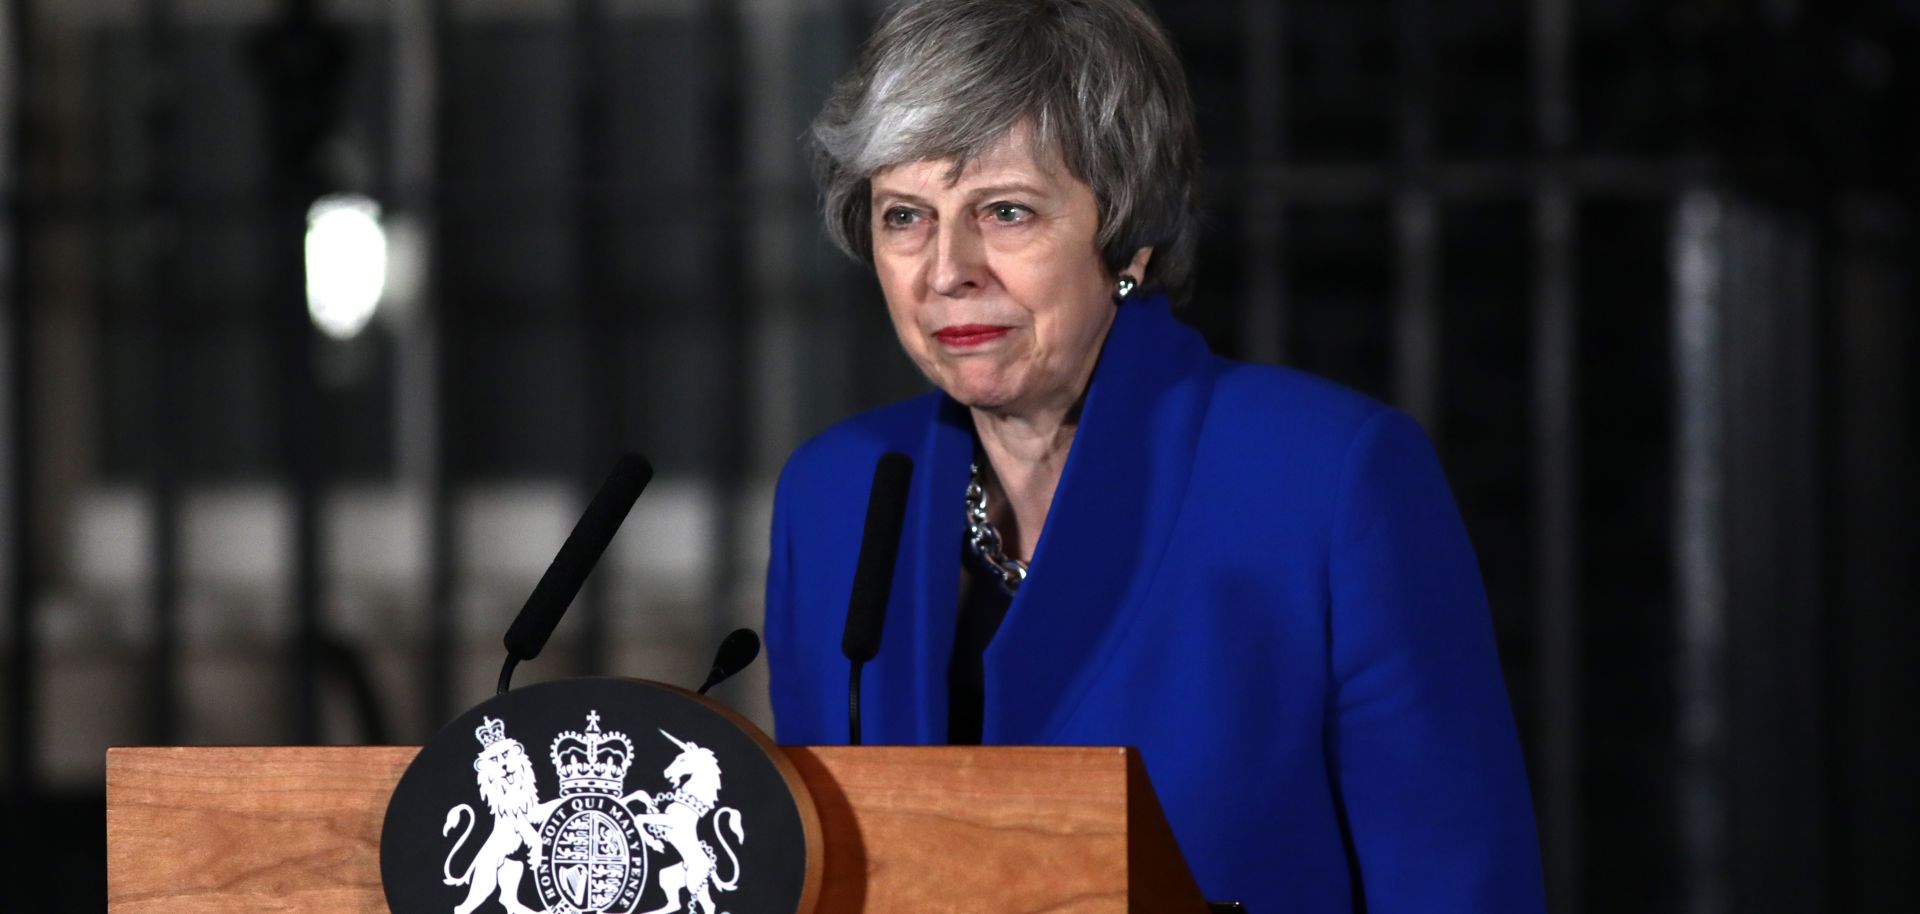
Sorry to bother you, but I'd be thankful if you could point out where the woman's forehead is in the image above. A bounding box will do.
[870,125,1072,198]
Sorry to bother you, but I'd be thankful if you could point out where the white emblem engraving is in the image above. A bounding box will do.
[441,716,564,914]
[620,732,746,914]
[536,710,648,913]
[437,713,748,914]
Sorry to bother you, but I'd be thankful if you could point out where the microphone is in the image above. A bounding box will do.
[840,452,914,744]
[697,628,762,695]
[498,453,654,694]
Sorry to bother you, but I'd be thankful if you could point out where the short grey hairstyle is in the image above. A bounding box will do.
[810,0,1202,301]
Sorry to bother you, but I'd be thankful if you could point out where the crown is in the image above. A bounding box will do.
[474,716,507,749]
[550,710,633,796]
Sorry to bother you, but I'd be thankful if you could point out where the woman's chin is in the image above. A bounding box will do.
[945,388,1016,412]
[924,362,1018,408]
[938,377,1024,412]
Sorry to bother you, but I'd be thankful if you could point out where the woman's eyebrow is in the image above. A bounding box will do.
[870,181,1051,209]
[870,188,934,208]
[965,182,1050,201]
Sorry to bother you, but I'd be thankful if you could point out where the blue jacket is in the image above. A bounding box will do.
[765,294,1545,913]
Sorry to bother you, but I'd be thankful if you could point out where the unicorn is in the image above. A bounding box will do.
[620,731,745,914]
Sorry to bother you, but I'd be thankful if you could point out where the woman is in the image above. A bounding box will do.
[765,1,1545,911]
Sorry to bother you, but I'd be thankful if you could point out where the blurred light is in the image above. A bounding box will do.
[305,194,388,340]
[380,213,427,320]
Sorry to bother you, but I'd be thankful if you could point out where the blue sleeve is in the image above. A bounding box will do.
[1326,409,1546,912]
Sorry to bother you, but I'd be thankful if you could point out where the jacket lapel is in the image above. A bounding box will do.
[981,296,1216,742]
[899,395,974,743]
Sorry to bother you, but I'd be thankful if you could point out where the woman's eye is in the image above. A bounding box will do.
[988,203,1032,223]
[882,207,920,228]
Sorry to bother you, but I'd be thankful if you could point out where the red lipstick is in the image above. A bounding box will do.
[933,324,1011,347]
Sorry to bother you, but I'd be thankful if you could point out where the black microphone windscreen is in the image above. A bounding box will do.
[503,453,653,661]
[698,628,762,695]
[841,452,914,663]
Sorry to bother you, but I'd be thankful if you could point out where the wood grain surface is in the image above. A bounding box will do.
[107,745,1203,913]
[107,746,416,914]
[789,746,1132,913]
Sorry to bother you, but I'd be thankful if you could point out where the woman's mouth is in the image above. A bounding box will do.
[933,324,1012,347]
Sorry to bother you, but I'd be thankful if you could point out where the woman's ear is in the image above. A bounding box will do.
[1124,246,1154,282]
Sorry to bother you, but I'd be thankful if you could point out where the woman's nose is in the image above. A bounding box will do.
[928,221,986,296]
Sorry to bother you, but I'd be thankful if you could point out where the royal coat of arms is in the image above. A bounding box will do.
[439,710,746,914]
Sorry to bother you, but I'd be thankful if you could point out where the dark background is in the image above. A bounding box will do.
[2,0,1916,911]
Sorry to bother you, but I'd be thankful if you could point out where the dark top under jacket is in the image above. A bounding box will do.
[947,550,1014,745]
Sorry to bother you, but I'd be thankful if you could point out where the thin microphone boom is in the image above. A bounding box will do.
[841,452,914,745]
[698,628,762,695]
[498,453,654,693]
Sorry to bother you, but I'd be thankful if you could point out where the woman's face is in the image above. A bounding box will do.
[868,127,1146,417]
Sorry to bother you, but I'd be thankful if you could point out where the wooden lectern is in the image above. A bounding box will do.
[107,745,1209,913]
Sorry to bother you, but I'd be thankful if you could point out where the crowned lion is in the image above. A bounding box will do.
[442,718,560,914]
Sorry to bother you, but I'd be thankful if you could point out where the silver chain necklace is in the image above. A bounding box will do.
[965,462,1029,594]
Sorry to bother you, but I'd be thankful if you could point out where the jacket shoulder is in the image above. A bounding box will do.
[1186,360,1436,554]
[1206,360,1399,460]
[777,392,941,504]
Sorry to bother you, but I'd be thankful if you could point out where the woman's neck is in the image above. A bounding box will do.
[970,402,1078,563]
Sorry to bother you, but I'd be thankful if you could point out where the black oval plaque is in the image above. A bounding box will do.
[381,678,818,914]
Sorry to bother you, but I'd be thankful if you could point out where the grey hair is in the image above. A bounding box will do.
[810,0,1201,302]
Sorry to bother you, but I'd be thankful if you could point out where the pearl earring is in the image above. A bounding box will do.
[1116,275,1138,299]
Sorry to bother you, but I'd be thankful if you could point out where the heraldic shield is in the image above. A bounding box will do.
[381,678,819,914]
